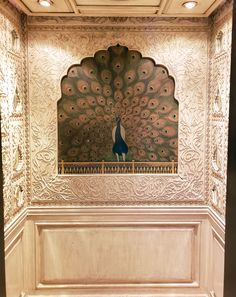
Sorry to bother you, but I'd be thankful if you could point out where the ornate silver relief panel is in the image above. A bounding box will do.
[28,24,208,205]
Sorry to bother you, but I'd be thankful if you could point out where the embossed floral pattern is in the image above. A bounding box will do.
[28,22,208,204]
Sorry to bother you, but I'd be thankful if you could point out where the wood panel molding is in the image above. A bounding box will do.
[35,221,200,289]
[4,207,27,255]
[4,217,25,297]
[4,206,225,297]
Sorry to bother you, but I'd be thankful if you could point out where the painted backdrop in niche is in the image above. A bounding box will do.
[58,45,178,163]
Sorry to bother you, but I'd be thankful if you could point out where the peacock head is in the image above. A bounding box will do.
[115,116,121,124]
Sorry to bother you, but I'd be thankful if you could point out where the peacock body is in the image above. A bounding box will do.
[58,44,178,163]
[112,116,128,161]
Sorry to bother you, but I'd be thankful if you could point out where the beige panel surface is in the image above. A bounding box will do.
[4,206,225,296]
[212,233,224,297]
[5,237,24,297]
[37,224,198,286]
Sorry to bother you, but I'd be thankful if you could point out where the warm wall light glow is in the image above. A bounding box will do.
[182,1,198,9]
[38,0,52,7]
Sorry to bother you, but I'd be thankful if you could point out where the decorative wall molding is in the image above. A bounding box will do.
[0,1,23,27]
[27,15,209,29]
[211,0,233,28]
[35,221,200,289]
[208,3,232,217]
[27,25,210,33]
[4,207,27,242]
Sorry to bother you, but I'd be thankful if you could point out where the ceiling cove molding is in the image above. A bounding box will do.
[26,16,209,28]
[211,1,233,28]
[26,25,210,33]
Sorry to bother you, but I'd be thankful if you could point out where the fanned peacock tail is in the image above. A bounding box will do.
[58,44,178,162]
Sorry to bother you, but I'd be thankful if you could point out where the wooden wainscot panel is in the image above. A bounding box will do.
[35,221,200,290]
[210,227,225,297]
[5,228,24,297]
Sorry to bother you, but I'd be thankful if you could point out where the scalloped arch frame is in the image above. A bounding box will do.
[58,44,179,166]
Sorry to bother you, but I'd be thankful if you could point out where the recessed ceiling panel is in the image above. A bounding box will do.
[12,0,225,16]
[75,0,161,15]
[21,0,73,13]
[163,0,222,16]
[77,6,159,15]
[75,0,161,6]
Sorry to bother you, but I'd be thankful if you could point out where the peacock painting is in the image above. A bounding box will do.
[58,44,179,164]
[112,116,128,161]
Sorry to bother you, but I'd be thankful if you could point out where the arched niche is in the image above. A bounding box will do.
[57,44,179,174]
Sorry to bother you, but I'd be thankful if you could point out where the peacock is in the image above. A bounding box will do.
[112,116,128,161]
[58,44,178,163]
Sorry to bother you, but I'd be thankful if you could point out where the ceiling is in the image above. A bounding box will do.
[12,0,225,17]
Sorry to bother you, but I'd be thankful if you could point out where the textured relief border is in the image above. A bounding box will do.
[27,25,209,33]
[28,27,208,205]
[27,15,209,28]
[208,2,232,217]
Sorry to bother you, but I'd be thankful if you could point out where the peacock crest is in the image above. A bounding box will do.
[58,44,179,163]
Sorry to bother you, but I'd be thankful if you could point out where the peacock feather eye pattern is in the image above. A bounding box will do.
[95,50,110,66]
[61,78,76,96]
[147,78,162,94]
[58,44,179,163]
[76,98,89,109]
[91,81,102,94]
[113,76,123,89]
[58,109,68,122]
[124,86,133,98]
[68,66,81,78]
[100,69,112,84]
[124,69,136,84]
[138,59,154,80]
[103,85,112,97]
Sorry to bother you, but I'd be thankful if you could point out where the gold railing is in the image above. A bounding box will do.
[58,160,178,175]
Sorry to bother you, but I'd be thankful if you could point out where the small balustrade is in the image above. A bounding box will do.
[58,160,178,175]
